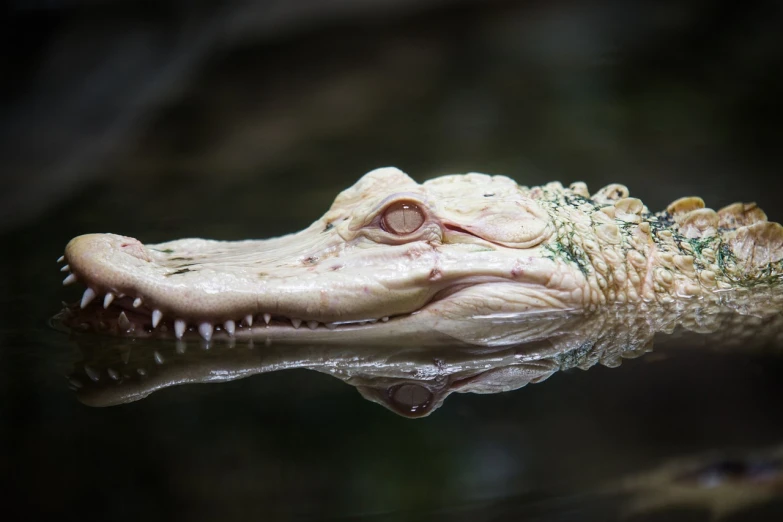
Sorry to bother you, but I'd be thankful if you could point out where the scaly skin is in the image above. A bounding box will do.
[57,167,783,345]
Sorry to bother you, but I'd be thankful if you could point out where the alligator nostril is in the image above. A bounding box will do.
[119,237,151,262]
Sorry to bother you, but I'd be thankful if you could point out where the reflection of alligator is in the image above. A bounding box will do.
[56,167,783,346]
[60,300,783,417]
[612,443,783,519]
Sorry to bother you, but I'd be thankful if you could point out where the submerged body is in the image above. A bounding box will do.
[58,167,783,345]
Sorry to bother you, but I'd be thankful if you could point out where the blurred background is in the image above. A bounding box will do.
[2,0,782,235]
[2,0,783,520]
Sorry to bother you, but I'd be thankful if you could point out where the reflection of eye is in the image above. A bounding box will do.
[381,201,425,235]
[388,383,433,415]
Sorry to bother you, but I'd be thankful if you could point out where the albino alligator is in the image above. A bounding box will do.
[57,167,783,346]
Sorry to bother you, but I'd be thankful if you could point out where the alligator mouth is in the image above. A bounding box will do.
[55,227,450,343]
[58,255,403,342]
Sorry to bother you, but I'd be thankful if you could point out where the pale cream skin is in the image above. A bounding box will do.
[58,167,783,345]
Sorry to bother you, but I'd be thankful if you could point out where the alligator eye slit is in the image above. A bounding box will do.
[381,200,425,235]
[484,193,495,197]
[323,223,334,232]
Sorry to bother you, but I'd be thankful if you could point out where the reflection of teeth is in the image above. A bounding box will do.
[325,322,337,330]
[133,298,142,308]
[198,322,213,341]
[381,316,389,322]
[174,319,186,339]
[84,365,100,382]
[224,320,235,336]
[291,318,302,329]
[307,320,319,330]
[151,309,162,328]
[63,274,77,285]
[263,313,271,325]
[103,293,115,309]
[118,311,131,330]
[80,288,97,308]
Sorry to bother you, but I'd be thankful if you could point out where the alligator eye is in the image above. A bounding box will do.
[381,201,425,235]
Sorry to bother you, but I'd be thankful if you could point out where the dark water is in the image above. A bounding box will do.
[3,1,783,520]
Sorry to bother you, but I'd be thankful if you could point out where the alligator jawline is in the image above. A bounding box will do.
[57,288,405,341]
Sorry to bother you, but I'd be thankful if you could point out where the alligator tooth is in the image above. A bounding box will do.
[243,314,253,327]
[57,255,65,263]
[107,368,120,381]
[103,292,115,308]
[151,309,162,328]
[291,318,302,329]
[68,377,83,389]
[80,288,97,308]
[198,322,213,341]
[325,322,337,330]
[63,273,77,285]
[60,264,70,272]
[263,313,271,325]
[137,368,147,376]
[154,351,164,365]
[381,316,389,322]
[174,319,186,339]
[117,311,131,330]
[224,320,235,336]
[84,365,100,382]
[175,340,186,355]
[307,321,319,330]
[133,297,142,308]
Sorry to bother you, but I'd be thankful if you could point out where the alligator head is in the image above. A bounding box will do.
[58,167,596,344]
[57,166,783,345]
